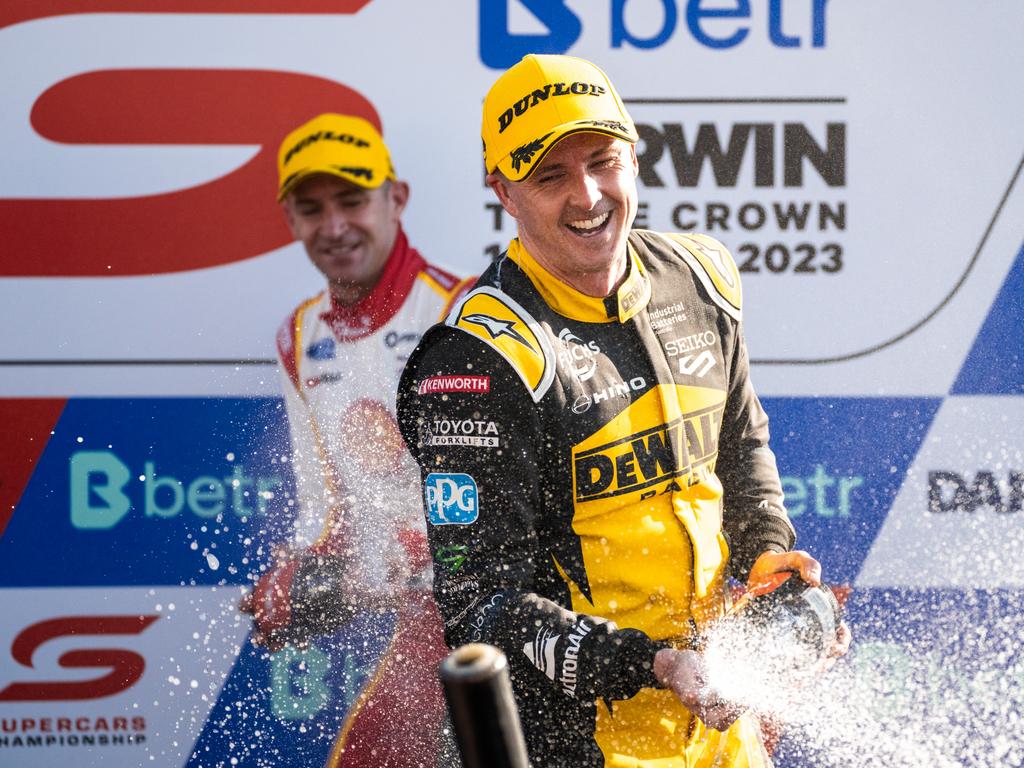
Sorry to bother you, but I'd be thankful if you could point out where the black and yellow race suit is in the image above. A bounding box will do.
[397,230,796,768]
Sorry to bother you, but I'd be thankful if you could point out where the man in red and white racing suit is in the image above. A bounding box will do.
[241,113,472,767]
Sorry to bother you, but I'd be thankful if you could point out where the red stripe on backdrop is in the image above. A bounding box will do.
[0,399,67,538]
[0,69,379,276]
[0,1,372,30]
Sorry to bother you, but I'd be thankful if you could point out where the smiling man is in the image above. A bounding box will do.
[241,113,471,767]
[397,56,848,767]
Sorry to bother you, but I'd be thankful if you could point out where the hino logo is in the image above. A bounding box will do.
[571,377,646,414]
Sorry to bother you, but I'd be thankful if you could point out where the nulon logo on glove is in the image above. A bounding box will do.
[424,473,479,525]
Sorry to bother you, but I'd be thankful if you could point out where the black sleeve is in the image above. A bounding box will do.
[715,320,796,580]
[397,328,666,703]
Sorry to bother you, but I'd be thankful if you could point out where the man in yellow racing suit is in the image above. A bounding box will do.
[397,54,844,767]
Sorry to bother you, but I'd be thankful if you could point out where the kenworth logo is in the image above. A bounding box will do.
[480,0,832,69]
[572,405,723,501]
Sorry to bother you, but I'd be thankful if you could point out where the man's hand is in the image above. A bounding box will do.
[653,648,743,732]
[747,549,852,667]
[747,549,820,596]
[238,552,373,652]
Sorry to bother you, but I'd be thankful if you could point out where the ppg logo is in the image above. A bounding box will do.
[425,473,480,525]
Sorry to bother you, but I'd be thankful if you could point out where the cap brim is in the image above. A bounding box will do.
[277,165,390,201]
[494,119,638,182]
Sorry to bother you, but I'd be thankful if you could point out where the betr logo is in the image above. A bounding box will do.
[479,0,581,69]
[479,1,832,69]
[70,450,282,529]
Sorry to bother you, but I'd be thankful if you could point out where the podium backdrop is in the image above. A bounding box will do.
[2,2,1022,765]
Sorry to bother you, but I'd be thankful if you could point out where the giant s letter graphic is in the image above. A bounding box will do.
[0,69,379,276]
[0,615,160,701]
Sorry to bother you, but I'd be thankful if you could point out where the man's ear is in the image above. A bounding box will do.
[629,143,639,178]
[387,180,410,219]
[486,171,518,219]
[280,199,299,239]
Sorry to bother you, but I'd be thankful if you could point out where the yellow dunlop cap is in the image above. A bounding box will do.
[276,113,395,201]
[482,54,638,182]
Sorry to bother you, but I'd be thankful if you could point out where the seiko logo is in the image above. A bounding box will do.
[663,330,716,357]
[557,328,600,382]
[571,377,646,414]
[498,82,607,133]
[426,419,500,448]
[559,619,592,697]
[573,406,723,501]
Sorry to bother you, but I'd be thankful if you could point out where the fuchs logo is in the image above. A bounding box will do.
[479,1,831,69]
[523,625,559,680]
[558,328,600,382]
